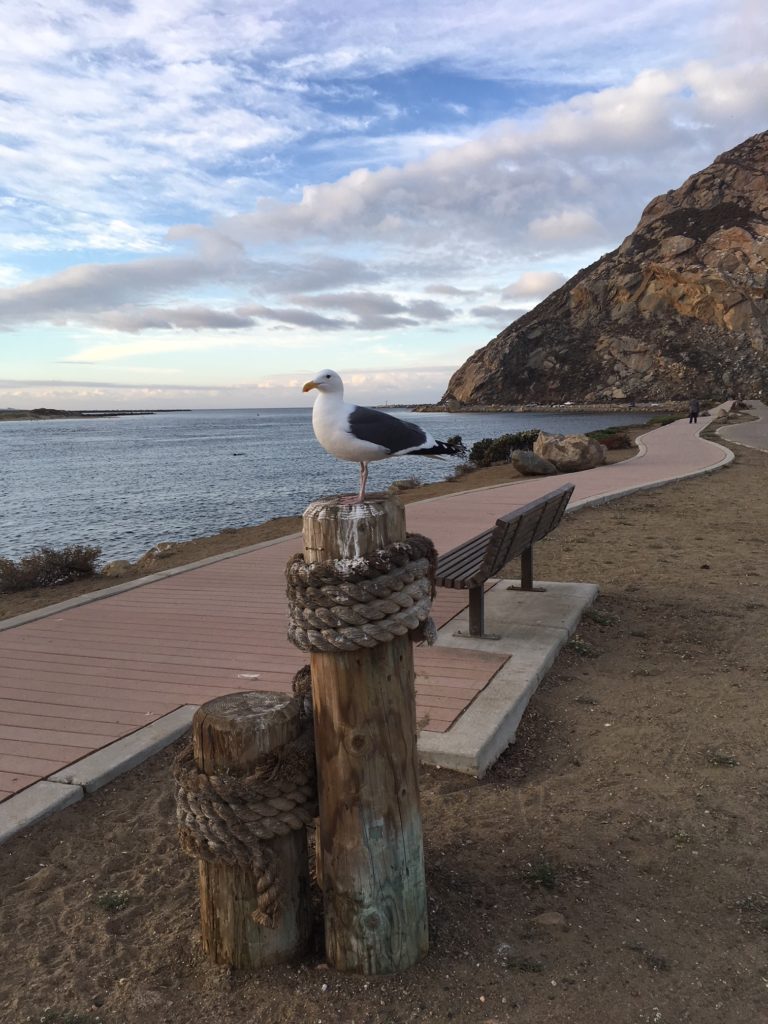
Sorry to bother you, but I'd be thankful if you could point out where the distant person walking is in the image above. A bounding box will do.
[688,398,700,424]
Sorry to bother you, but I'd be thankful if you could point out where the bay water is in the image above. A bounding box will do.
[1,407,651,563]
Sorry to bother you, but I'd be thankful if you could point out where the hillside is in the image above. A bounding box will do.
[442,131,768,405]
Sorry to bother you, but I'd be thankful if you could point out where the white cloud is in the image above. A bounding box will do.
[0,0,742,257]
[470,305,527,324]
[58,333,256,363]
[425,283,478,297]
[238,304,351,331]
[87,306,255,333]
[190,59,768,262]
[501,271,567,300]
[527,210,604,243]
[0,264,23,287]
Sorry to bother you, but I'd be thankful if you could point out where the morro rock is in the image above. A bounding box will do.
[442,131,768,405]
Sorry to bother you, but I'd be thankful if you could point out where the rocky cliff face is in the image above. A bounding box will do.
[442,131,768,404]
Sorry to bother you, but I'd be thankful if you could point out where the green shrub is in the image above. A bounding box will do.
[445,434,467,457]
[469,429,540,467]
[587,428,633,449]
[94,888,131,911]
[0,544,102,593]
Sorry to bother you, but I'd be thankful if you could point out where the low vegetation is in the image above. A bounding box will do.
[467,421,645,468]
[468,429,540,467]
[646,414,680,426]
[0,544,102,593]
[585,426,633,449]
[93,889,131,912]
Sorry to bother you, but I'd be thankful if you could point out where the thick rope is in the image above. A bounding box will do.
[174,690,317,928]
[286,533,438,653]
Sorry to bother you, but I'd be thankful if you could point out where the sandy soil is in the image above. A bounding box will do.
[2,427,767,1024]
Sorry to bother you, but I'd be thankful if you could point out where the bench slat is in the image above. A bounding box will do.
[436,529,494,581]
[435,484,575,593]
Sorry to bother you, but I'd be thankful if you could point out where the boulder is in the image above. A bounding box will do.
[510,449,559,476]
[138,541,182,565]
[101,559,133,578]
[386,478,420,493]
[534,432,607,472]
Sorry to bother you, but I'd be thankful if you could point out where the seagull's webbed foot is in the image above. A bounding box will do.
[337,462,369,505]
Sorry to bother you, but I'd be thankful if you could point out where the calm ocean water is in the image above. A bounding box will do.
[1,407,651,563]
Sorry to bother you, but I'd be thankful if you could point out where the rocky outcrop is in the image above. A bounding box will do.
[533,433,607,472]
[442,131,768,404]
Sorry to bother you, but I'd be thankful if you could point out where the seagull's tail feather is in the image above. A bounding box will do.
[409,436,467,459]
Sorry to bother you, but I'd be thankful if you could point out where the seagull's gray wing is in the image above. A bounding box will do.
[347,406,428,454]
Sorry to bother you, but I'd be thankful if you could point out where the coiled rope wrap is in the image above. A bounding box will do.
[285,533,438,652]
[174,674,317,929]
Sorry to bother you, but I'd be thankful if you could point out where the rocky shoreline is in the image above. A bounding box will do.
[410,400,688,414]
[0,407,189,421]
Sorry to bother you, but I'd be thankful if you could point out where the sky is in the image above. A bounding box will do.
[0,0,767,409]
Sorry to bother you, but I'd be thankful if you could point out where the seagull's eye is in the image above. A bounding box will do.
[325,374,331,378]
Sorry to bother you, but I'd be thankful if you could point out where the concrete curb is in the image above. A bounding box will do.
[0,781,84,845]
[715,399,768,453]
[418,580,598,777]
[0,706,196,845]
[49,705,197,792]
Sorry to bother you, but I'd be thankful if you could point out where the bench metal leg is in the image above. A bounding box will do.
[453,586,500,640]
[468,585,484,636]
[521,546,533,591]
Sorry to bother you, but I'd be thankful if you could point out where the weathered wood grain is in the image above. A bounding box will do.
[304,496,429,974]
[193,691,312,968]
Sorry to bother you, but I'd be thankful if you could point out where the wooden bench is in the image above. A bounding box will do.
[435,483,575,637]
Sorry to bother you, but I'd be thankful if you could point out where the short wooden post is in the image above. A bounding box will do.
[192,692,312,968]
[303,495,429,974]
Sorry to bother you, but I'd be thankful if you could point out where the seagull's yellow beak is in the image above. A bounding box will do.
[302,380,318,392]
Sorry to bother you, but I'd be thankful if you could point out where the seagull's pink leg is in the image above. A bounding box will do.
[338,461,368,505]
[358,462,369,501]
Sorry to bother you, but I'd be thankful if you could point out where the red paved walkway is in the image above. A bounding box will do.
[0,408,733,801]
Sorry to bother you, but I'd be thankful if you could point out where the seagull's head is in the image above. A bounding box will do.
[302,369,343,395]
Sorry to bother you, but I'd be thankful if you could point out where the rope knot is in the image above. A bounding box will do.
[285,533,437,653]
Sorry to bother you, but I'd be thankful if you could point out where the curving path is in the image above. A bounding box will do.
[716,399,768,452]
[0,402,740,810]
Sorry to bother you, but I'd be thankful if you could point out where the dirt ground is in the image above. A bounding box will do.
[2,429,767,1024]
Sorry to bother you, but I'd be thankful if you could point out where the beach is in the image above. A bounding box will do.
[1,430,766,1024]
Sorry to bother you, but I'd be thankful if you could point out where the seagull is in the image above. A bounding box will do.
[302,369,465,504]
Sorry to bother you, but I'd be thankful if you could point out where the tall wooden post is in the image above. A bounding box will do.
[303,495,429,974]
[192,692,312,968]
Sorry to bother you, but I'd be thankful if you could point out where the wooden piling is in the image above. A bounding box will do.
[192,692,312,968]
[303,495,429,974]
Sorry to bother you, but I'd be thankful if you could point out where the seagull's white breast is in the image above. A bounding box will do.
[312,393,389,463]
